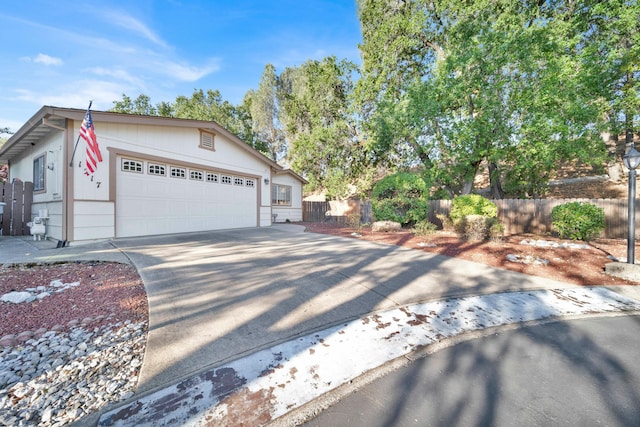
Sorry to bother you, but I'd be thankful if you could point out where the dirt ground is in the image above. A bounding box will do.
[302,222,638,287]
[0,262,147,339]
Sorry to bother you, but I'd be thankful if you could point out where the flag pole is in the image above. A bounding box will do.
[69,100,93,167]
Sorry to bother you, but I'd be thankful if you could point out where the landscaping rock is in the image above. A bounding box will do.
[371,221,402,232]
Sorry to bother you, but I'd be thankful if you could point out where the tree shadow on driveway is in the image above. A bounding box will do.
[108,227,634,425]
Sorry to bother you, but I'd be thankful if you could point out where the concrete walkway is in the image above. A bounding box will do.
[2,226,640,426]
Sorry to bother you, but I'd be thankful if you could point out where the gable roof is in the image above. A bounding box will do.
[0,106,282,171]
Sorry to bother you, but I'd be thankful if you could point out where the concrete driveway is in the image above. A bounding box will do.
[4,226,640,426]
[109,225,578,395]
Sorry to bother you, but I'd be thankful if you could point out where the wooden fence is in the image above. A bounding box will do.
[303,198,638,239]
[0,180,33,236]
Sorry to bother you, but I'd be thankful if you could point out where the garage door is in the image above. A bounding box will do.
[115,157,258,237]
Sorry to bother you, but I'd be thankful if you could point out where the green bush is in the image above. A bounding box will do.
[551,202,605,241]
[371,172,429,225]
[413,220,438,238]
[488,219,505,242]
[449,195,498,223]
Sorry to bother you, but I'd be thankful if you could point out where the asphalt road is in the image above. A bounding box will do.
[301,315,640,427]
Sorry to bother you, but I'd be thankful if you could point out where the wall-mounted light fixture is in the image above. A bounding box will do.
[264,178,270,185]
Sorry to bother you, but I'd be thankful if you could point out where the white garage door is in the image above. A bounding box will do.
[116,157,258,238]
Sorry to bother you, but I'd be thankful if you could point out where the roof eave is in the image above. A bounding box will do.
[0,106,62,163]
[0,106,283,171]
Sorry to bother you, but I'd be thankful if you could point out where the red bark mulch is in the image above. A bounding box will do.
[301,222,637,287]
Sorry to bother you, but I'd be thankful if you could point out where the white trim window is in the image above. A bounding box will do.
[206,172,219,183]
[122,159,143,173]
[148,163,166,176]
[234,177,244,186]
[190,170,204,181]
[33,153,45,192]
[272,184,292,206]
[170,166,186,178]
[245,179,255,188]
[221,175,232,184]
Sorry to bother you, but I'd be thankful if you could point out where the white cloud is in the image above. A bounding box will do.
[19,53,64,66]
[34,53,63,66]
[13,79,130,111]
[161,59,221,82]
[102,11,168,48]
[87,67,143,87]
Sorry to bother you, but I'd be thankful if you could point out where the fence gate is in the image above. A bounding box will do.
[0,180,33,236]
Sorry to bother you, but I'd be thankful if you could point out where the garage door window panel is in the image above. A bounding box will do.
[148,163,166,176]
[272,184,291,206]
[207,172,219,183]
[234,177,244,186]
[190,170,204,181]
[122,159,143,173]
[171,167,186,178]
[221,175,232,185]
[245,179,255,188]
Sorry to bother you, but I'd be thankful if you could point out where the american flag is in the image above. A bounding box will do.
[80,108,102,174]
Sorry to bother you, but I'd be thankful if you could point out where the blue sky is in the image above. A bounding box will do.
[0,0,362,136]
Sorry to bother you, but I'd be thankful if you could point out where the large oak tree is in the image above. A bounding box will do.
[356,0,636,198]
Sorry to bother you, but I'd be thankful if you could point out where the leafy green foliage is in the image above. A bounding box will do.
[551,202,605,241]
[449,195,498,223]
[356,0,617,199]
[111,94,160,116]
[413,220,438,238]
[278,56,363,195]
[371,172,429,225]
[247,64,287,161]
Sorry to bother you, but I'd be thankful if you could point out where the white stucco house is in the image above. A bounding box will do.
[0,106,307,243]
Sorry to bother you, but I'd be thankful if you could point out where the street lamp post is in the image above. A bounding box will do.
[623,145,640,264]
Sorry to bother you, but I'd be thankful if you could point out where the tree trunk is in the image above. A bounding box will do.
[460,160,482,195]
[461,179,474,195]
[488,162,505,199]
[603,130,623,182]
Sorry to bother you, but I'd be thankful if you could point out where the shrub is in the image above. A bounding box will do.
[449,195,498,223]
[488,219,505,242]
[346,214,361,231]
[458,215,489,241]
[551,202,605,241]
[413,220,438,238]
[436,213,455,232]
[371,172,429,225]
[456,215,504,242]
